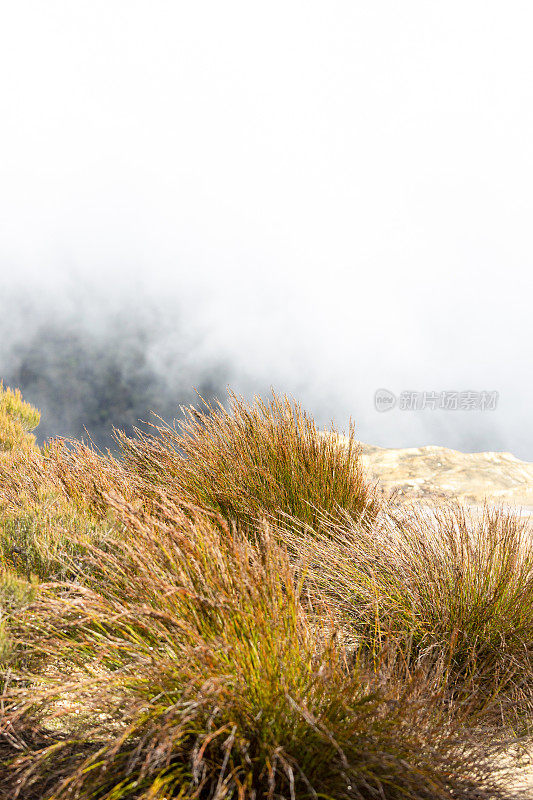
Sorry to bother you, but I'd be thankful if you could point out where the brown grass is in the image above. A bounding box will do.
[2,500,508,800]
[0,385,529,798]
[280,502,533,724]
[116,391,381,533]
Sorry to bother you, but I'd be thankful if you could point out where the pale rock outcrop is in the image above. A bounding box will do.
[331,435,533,510]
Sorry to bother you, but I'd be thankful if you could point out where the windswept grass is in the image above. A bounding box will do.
[116,391,381,533]
[282,502,533,721]
[2,501,506,800]
[0,437,115,581]
[0,384,530,797]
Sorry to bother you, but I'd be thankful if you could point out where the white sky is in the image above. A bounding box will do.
[0,2,532,455]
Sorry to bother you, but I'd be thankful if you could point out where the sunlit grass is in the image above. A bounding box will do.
[0,382,40,454]
[117,391,381,533]
[281,502,533,723]
[3,502,505,800]
[0,384,529,797]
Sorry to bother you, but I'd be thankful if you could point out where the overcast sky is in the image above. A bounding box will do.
[0,2,531,456]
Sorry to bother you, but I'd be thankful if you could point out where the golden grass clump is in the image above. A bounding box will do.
[283,502,533,721]
[117,391,381,533]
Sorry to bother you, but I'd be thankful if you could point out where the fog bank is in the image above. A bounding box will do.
[1,2,531,457]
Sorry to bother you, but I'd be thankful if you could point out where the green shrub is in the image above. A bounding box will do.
[0,391,117,582]
[0,383,40,453]
[0,569,37,667]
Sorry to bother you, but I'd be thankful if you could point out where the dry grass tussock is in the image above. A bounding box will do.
[115,391,381,532]
[280,503,533,725]
[0,384,529,798]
